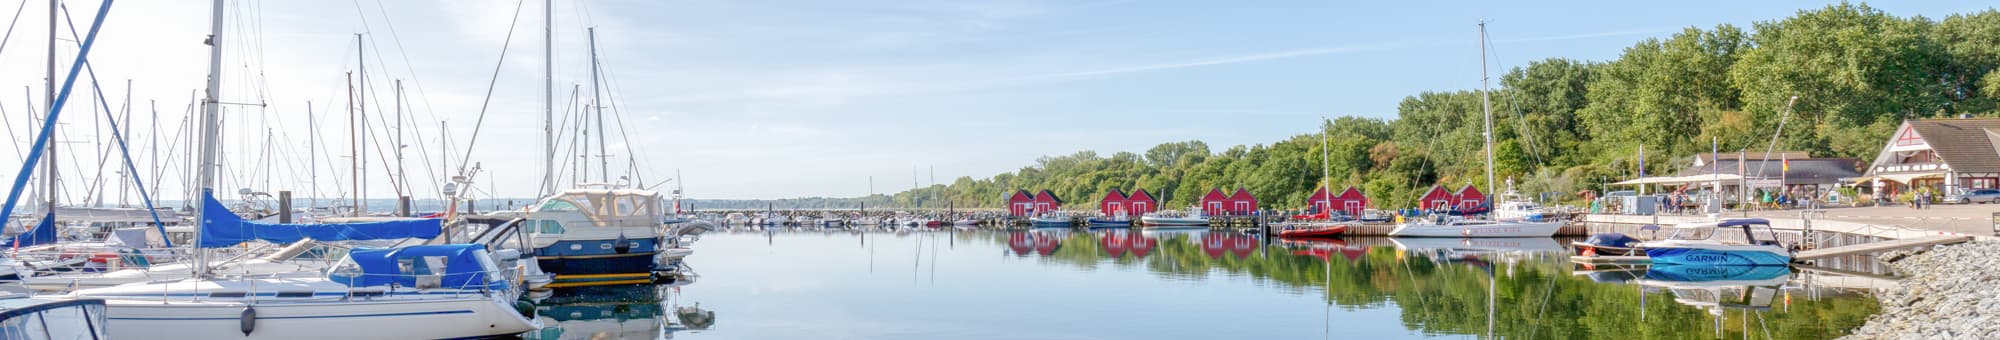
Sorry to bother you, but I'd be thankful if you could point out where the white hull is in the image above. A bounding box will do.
[1140,217,1208,227]
[1387,220,1563,238]
[97,296,537,339]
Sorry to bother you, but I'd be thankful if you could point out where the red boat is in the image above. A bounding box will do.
[1278,224,1350,238]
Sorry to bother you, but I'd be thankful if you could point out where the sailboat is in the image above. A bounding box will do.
[1388,22,1562,238]
[39,2,537,338]
[1279,119,1351,238]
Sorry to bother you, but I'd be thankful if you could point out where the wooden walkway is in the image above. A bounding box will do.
[1793,235,1973,261]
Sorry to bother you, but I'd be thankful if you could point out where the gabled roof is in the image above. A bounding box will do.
[1036,189,1063,203]
[1201,188,1229,200]
[1005,190,1033,201]
[1229,188,1255,200]
[1126,188,1156,202]
[1456,185,1486,198]
[1336,186,1366,199]
[1421,184,1451,197]
[1905,119,2000,173]
[1101,189,1128,201]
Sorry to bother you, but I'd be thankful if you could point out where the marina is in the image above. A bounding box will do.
[0,1,1992,339]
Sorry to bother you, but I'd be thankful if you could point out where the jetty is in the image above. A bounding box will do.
[1793,235,1972,261]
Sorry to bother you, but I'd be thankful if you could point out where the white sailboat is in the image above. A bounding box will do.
[47,1,538,338]
[1389,22,1562,238]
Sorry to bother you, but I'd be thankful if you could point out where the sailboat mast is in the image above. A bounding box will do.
[395,79,404,196]
[44,0,57,215]
[588,27,608,184]
[347,72,357,215]
[308,101,316,211]
[1321,117,1329,212]
[196,0,227,275]
[1478,21,1496,199]
[356,34,367,213]
[541,0,554,196]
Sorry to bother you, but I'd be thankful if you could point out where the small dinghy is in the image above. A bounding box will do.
[1277,223,1350,238]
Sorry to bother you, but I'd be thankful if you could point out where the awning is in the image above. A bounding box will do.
[1875,172,1946,184]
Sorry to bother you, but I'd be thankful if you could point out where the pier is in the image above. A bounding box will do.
[1793,235,1973,261]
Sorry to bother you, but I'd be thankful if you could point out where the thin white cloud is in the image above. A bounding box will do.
[1012,42,1415,81]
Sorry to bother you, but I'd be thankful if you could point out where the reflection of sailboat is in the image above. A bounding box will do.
[1387,236,1562,252]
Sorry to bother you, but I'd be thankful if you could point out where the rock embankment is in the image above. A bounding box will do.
[1842,241,2000,339]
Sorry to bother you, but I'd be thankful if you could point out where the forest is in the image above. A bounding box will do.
[841,4,2000,212]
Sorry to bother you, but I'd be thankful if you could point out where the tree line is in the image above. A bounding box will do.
[849,3,2000,212]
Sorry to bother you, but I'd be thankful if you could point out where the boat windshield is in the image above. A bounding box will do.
[1666,226,1717,241]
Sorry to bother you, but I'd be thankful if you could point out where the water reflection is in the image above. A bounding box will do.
[665,227,1880,339]
[972,228,1879,339]
[525,270,715,339]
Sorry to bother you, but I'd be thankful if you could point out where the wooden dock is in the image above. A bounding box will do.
[1793,235,1973,262]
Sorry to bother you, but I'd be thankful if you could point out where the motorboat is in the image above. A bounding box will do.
[1356,209,1394,223]
[1491,178,1551,222]
[1639,218,1793,266]
[1572,232,1643,256]
[1086,212,1132,227]
[1028,214,1072,228]
[1387,214,1563,238]
[1277,223,1350,238]
[952,218,980,226]
[525,187,670,288]
[1140,206,1209,227]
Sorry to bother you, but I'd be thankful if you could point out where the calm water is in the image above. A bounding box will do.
[528,227,1882,339]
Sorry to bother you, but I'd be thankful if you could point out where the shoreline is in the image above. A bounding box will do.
[1840,241,2000,339]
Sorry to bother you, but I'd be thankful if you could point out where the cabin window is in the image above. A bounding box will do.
[276,291,315,298]
[208,291,247,298]
[539,200,581,212]
[397,256,450,276]
[531,220,566,234]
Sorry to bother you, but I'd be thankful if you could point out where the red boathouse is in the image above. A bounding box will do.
[1125,189,1158,215]
[1033,189,1063,214]
[1006,190,1035,216]
[1200,189,1230,215]
[1099,189,1129,215]
[1455,185,1487,211]
[1418,185,1453,210]
[1227,188,1258,215]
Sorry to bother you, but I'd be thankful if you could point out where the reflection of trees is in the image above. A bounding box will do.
[973,231,1878,339]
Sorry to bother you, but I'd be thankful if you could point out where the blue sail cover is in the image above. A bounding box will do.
[8,212,56,248]
[198,193,441,248]
[335,244,498,289]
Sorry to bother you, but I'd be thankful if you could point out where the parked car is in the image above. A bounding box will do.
[1950,189,2000,204]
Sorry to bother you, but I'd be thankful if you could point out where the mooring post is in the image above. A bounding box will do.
[277,191,293,224]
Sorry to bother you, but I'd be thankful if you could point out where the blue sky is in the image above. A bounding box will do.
[0,1,1991,202]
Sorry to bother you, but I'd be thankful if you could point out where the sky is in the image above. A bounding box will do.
[0,1,1990,203]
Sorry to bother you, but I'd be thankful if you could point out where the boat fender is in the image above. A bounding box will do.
[613,235,632,254]
[240,306,257,335]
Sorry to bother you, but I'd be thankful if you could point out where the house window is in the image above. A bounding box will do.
[1234,202,1251,213]
[1899,150,1936,164]
[1969,178,1998,189]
